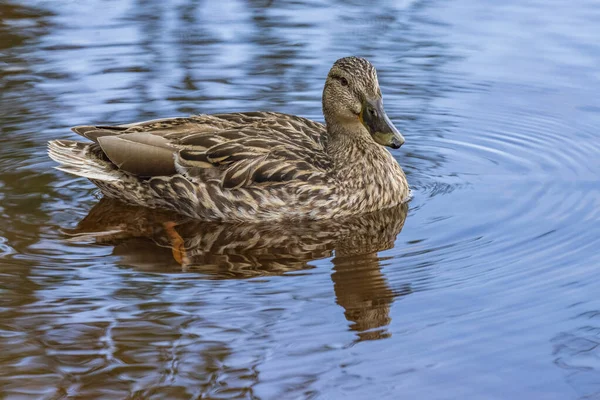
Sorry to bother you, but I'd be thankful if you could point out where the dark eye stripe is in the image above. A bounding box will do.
[331,75,348,86]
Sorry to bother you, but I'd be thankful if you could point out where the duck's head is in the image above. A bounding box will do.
[322,57,404,149]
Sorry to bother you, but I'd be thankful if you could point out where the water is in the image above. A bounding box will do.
[1,0,599,398]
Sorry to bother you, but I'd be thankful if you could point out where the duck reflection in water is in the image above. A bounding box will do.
[65,199,411,341]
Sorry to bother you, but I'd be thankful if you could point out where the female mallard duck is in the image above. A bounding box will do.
[48,56,409,221]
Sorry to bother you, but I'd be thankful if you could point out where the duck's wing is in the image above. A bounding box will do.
[70,112,331,186]
[175,116,331,188]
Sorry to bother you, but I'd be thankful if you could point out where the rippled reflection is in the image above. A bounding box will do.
[67,199,409,339]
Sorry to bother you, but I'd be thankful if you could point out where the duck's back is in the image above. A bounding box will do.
[48,112,337,221]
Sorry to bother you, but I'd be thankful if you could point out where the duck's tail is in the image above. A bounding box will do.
[47,140,120,182]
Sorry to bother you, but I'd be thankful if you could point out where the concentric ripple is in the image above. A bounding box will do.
[390,85,600,295]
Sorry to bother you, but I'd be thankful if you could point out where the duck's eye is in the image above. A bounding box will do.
[339,77,348,86]
[368,107,377,117]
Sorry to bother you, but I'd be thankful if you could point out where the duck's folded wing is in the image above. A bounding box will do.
[69,116,225,177]
[69,112,331,185]
[176,126,331,188]
[95,133,178,177]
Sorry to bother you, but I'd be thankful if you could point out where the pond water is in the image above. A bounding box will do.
[1,0,599,398]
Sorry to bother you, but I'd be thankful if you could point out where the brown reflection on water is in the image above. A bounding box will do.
[333,254,412,341]
[68,198,409,337]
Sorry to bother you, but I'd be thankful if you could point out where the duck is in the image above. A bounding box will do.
[48,56,409,221]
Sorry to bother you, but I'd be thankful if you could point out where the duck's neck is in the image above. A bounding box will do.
[327,124,375,178]
[326,123,408,211]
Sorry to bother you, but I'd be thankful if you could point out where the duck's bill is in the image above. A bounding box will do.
[361,99,405,149]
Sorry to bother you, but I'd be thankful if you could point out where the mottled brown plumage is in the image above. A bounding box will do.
[48,57,409,221]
